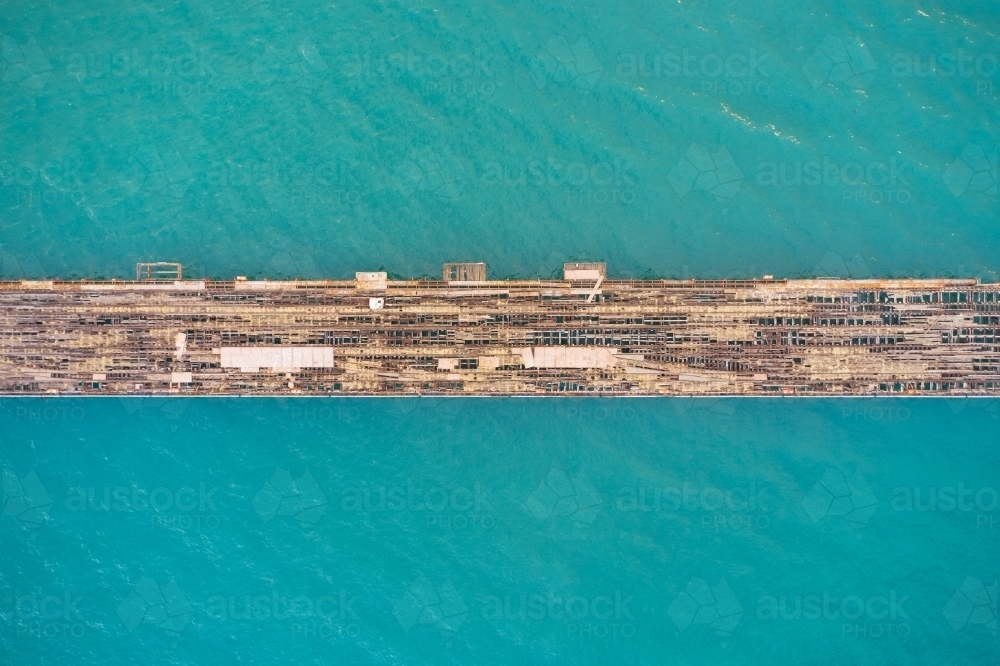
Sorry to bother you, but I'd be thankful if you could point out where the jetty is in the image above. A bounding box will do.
[0,262,997,396]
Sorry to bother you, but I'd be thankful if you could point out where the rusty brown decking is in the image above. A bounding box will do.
[1,266,998,396]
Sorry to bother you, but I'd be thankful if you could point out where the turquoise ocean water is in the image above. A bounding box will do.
[1,0,999,664]
[1,398,998,664]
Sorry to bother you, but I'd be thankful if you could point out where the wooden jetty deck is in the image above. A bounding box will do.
[1,262,998,396]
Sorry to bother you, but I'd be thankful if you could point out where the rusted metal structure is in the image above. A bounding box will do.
[135,262,183,281]
[0,263,997,396]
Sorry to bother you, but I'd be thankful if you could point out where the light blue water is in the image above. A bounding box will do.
[2,1,1000,664]
[0,398,997,664]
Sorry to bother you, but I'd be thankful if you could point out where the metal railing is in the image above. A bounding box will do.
[136,262,183,281]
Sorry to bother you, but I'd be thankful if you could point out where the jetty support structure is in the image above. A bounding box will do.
[0,262,997,396]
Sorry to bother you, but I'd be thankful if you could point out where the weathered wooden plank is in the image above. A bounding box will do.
[0,273,996,396]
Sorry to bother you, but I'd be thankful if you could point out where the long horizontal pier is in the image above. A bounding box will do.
[1,262,998,396]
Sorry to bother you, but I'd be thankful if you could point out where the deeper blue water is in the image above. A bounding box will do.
[0,398,998,664]
[2,0,999,664]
